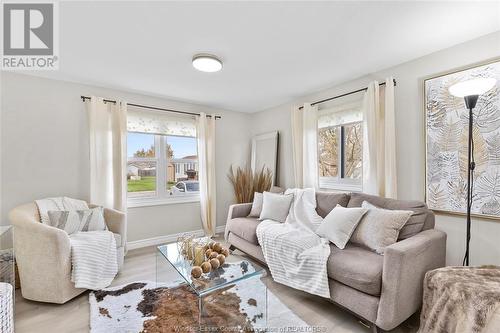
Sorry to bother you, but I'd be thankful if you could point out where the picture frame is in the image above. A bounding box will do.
[424,58,500,219]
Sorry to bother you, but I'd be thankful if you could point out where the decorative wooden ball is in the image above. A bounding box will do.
[221,248,230,257]
[201,261,212,273]
[208,241,216,250]
[205,249,213,258]
[216,254,225,265]
[210,258,220,269]
[213,242,222,253]
[209,251,218,259]
[191,266,202,278]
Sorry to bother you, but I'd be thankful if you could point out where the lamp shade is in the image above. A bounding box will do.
[449,78,497,97]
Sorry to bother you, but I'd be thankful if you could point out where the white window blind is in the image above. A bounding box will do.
[318,101,363,128]
[127,108,197,137]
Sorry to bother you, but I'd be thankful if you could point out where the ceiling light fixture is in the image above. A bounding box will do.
[192,54,223,73]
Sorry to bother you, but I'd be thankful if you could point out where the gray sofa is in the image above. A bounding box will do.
[224,191,446,332]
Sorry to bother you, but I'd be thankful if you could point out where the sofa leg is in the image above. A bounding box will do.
[371,325,382,333]
[229,245,236,252]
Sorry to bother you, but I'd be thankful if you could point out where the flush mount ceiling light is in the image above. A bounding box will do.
[192,54,223,73]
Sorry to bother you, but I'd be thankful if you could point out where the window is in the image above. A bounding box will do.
[126,109,198,207]
[318,101,363,191]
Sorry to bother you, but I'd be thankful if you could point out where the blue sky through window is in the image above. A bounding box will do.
[127,133,197,159]
[168,136,197,159]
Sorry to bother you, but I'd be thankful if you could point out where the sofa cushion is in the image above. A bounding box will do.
[350,201,412,254]
[249,192,264,217]
[347,192,429,239]
[226,217,260,245]
[316,205,368,249]
[315,192,350,218]
[259,192,293,223]
[327,244,383,296]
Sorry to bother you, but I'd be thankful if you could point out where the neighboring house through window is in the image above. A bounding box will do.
[126,108,199,207]
[317,101,363,191]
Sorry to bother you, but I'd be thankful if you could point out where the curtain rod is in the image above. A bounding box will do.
[80,96,222,119]
[298,78,397,110]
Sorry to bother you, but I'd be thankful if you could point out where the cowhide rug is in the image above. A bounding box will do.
[89,279,309,332]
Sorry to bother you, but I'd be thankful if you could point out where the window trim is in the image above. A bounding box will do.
[127,133,200,207]
[318,120,363,192]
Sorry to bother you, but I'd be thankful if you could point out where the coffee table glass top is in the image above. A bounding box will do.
[157,239,266,297]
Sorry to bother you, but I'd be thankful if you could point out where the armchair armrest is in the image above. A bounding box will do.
[376,229,446,330]
[103,207,126,248]
[9,206,74,299]
[225,203,253,240]
[88,204,126,248]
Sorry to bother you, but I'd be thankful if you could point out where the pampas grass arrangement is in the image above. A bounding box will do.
[228,165,273,203]
[253,166,273,193]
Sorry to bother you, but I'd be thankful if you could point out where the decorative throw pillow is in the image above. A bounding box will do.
[248,192,264,217]
[316,205,368,249]
[259,191,293,223]
[350,201,412,254]
[47,207,107,235]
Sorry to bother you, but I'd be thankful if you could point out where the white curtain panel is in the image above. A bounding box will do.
[197,113,216,236]
[291,105,304,188]
[362,78,397,198]
[384,78,397,198]
[87,97,127,212]
[291,103,319,188]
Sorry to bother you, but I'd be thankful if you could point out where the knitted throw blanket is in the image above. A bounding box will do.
[418,266,500,333]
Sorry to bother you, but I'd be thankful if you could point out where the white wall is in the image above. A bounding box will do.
[251,31,500,266]
[0,73,251,241]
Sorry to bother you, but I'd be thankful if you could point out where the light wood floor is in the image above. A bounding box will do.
[14,239,418,333]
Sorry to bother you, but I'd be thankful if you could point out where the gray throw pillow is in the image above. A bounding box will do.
[350,201,412,254]
[47,207,107,235]
[259,191,293,223]
[316,205,368,249]
[248,192,264,217]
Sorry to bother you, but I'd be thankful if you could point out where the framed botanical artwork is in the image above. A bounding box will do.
[424,58,500,219]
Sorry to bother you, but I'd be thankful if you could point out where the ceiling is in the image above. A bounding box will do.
[26,1,500,112]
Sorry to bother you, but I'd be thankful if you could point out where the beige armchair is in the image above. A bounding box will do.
[9,202,126,304]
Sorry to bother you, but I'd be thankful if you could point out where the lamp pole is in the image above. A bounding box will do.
[449,77,497,267]
[463,94,478,267]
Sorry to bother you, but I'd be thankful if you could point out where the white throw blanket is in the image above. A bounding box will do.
[35,197,118,290]
[256,188,331,298]
[69,231,118,289]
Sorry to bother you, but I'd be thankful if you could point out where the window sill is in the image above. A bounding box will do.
[127,195,200,208]
[319,183,362,192]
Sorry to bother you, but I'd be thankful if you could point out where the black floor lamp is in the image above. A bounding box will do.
[449,77,497,266]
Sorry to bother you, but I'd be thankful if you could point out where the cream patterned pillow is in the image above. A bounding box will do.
[316,205,368,249]
[350,201,412,254]
[248,192,264,217]
[47,207,107,235]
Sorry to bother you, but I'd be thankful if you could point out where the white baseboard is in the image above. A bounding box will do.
[128,225,226,250]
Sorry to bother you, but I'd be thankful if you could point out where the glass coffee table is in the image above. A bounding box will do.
[156,239,268,331]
